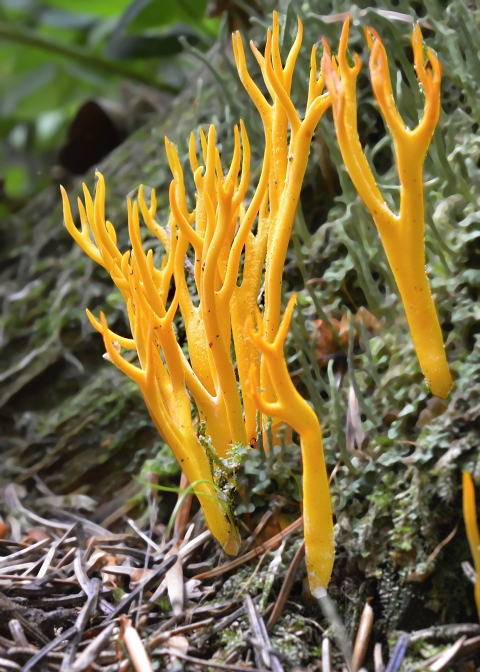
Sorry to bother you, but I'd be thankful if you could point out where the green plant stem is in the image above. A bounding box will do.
[0,24,179,93]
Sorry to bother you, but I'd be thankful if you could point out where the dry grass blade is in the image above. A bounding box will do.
[0,593,49,647]
[245,594,285,672]
[165,546,184,616]
[73,552,91,595]
[0,658,21,670]
[322,638,332,672]
[245,593,269,669]
[351,602,374,672]
[148,617,214,650]
[120,615,154,672]
[428,635,466,672]
[374,642,385,672]
[191,595,262,648]
[70,622,116,672]
[458,634,480,657]
[127,518,162,553]
[173,529,212,561]
[4,485,71,531]
[173,472,193,541]
[0,539,51,567]
[262,631,288,671]
[461,561,477,585]
[37,524,76,578]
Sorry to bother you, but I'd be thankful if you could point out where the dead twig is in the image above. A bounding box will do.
[69,622,116,672]
[105,554,178,621]
[59,577,102,671]
[20,625,78,672]
[240,511,274,556]
[154,648,266,671]
[244,594,284,672]
[191,595,262,648]
[409,624,480,644]
[267,540,305,631]
[193,518,303,581]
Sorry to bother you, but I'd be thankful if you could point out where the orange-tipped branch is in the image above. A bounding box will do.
[322,19,452,398]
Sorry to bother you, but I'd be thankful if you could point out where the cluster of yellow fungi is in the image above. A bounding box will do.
[61,12,452,597]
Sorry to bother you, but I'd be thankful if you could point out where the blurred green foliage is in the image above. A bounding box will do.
[0,0,218,203]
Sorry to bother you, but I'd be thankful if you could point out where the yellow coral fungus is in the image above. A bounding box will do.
[247,295,333,596]
[232,12,334,595]
[463,471,480,618]
[61,11,335,593]
[321,19,453,399]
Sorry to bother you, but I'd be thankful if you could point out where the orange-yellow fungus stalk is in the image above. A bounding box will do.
[247,295,334,596]
[321,20,453,399]
[61,163,249,556]
[463,472,480,618]
[233,11,334,593]
[62,11,335,591]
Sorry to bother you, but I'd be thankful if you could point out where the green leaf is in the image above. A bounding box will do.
[39,0,134,18]
[127,0,208,30]
[2,64,57,116]
[4,164,31,197]
[105,24,201,60]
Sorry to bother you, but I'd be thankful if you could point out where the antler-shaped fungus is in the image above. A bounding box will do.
[232,12,334,594]
[61,140,257,555]
[322,20,453,399]
[61,11,335,592]
[247,295,334,596]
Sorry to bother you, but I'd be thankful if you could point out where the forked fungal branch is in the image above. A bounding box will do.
[247,295,333,595]
[321,19,453,399]
[61,11,335,594]
[232,13,335,595]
